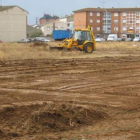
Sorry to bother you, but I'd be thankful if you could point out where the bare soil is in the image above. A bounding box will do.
[0,42,140,140]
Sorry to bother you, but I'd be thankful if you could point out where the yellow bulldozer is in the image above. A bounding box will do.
[50,26,96,53]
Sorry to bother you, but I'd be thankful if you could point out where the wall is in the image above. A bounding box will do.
[67,15,74,23]
[74,12,87,29]
[0,6,28,42]
[87,11,103,35]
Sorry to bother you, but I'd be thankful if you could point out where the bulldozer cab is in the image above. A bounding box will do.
[73,30,92,45]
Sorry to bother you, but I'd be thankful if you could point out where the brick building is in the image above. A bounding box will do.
[40,14,59,25]
[74,8,140,39]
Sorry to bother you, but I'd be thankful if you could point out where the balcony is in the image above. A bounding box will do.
[103,18,111,20]
[103,30,111,33]
[103,25,111,28]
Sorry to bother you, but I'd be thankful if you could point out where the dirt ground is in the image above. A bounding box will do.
[0,42,140,140]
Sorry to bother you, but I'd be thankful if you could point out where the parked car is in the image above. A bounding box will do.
[35,37,45,41]
[125,38,133,42]
[40,38,50,42]
[19,39,29,43]
[122,38,126,41]
[117,38,123,42]
[28,38,38,43]
[95,38,105,42]
[107,34,118,41]
[133,37,140,42]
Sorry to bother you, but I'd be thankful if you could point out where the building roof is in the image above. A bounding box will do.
[40,14,59,20]
[74,7,140,13]
[0,6,14,12]
[41,20,66,27]
[0,5,29,13]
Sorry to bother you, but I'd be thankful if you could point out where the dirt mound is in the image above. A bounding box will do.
[0,129,19,139]
[0,129,4,138]
[27,104,108,133]
[0,103,109,138]
[0,104,43,138]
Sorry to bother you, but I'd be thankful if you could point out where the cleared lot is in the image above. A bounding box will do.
[0,42,140,140]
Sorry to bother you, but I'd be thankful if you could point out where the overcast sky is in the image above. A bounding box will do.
[2,0,140,25]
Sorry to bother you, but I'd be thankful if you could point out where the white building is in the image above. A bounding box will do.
[0,6,28,42]
[67,15,74,31]
[41,15,74,36]
[41,20,67,36]
[59,17,67,23]
[60,15,74,30]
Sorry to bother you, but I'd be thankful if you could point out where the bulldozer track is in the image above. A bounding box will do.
[0,56,140,140]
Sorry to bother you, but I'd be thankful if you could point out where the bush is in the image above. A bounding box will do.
[29,31,43,37]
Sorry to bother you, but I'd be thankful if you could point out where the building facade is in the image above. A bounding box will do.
[0,6,28,42]
[67,15,74,30]
[41,20,67,36]
[74,8,140,38]
[41,15,74,36]
[60,15,74,30]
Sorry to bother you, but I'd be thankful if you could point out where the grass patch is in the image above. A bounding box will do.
[0,42,140,61]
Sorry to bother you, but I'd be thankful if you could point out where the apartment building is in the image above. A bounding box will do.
[74,8,140,38]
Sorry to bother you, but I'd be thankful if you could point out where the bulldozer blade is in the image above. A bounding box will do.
[50,46,65,51]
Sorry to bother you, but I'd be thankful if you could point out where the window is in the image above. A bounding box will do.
[90,12,93,16]
[97,20,100,23]
[136,12,139,16]
[114,20,118,23]
[129,27,133,30]
[74,31,92,41]
[123,19,126,23]
[107,27,111,30]
[47,26,50,31]
[96,34,101,38]
[97,12,100,16]
[91,27,93,31]
[90,19,93,23]
[97,27,100,31]
[114,27,118,31]
[123,12,126,16]
[123,27,127,31]
[136,19,140,23]
[130,21,133,24]
[114,13,118,16]
[136,27,139,30]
